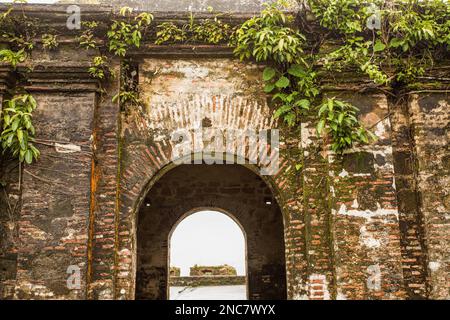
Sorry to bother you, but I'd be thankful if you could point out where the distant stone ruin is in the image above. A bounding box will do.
[190,265,238,276]
[170,267,181,277]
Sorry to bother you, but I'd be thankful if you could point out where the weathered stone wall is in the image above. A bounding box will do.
[0,43,116,299]
[407,93,449,299]
[389,95,429,299]
[0,81,20,299]
[190,265,237,276]
[116,58,290,300]
[0,154,19,300]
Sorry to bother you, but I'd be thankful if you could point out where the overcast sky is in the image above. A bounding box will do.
[170,211,246,276]
[0,1,58,3]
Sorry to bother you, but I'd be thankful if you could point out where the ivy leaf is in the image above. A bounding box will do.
[389,38,403,48]
[263,67,276,81]
[328,98,334,111]
[272,93,286,101]
[264,83,275,93]
[287,64,305,78]
[316,119,325,135]
[275,76,290,88]
[373,40,386,52]
[3,114,10,126]
[294,99,310,110]
[295,164,303,171]
[284,113,296,126]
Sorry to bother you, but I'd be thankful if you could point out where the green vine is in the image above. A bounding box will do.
[41,34,58,50]
[1,93,40,164]
[0,0,448,165]
[155,9,233,45]
[0,48,26,68]
[107,6,153,57]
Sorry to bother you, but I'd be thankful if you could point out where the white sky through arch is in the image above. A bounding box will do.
[170,210,246,276]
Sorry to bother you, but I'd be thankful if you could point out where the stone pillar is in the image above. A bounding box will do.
[86,61,121,300]
[11,60,98,299]
[278,126,310,300]
[407,92,449,299]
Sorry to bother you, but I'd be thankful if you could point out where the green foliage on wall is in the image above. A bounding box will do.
[155,10,233,45]
[107,7,153,57]
[233,0,449,153]
[1,93,40,164]
[0,0,448,163]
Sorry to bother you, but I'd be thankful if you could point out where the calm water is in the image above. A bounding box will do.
[170,285,247,300]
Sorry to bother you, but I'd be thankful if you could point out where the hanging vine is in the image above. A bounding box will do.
[1,93,39,164]
[232,0,449,153]
[0,0,449,165]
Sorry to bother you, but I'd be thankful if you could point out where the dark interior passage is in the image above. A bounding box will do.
[135,164,287,300]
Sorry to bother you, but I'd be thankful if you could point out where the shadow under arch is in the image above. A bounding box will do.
[167,208,249,299]
[133,154,288,300]
[130,152,288,230]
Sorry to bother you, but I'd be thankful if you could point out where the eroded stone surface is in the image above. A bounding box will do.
[0,6,448,301]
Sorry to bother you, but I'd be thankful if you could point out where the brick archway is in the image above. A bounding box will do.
[108,57,307,300]
[134,163,287,300]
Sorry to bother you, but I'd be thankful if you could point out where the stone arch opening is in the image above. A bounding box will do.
[168,209,248,300]
[135,164,287,300]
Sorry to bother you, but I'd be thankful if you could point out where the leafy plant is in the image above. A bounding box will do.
[1,94,40,164]
[41,34,58,50]
[233,0,382,154]
[0,0,28,22]
[0,0,36,52]
[155,22,187,45]
[1,32,34,52]
[0,49,27,68]
[264,64,316,126]
[316,98,375,153]
[192,18,232,44]
[88,56,114,80]
[155,10,232,45]
[309,0,449,85]
[107,7,153,57]
[78,21,99,50]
